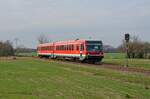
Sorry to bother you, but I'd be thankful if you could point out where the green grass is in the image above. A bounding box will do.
[0,58,150,99]
[16,52,37,57]
[104,53,125,59]
[104,53,150,70]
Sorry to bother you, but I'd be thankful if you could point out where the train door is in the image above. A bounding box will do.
[52,43,55,58]
[80,44,83,59]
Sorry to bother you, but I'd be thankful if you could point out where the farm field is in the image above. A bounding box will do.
[0,57,150,99]
[104,53,150,70]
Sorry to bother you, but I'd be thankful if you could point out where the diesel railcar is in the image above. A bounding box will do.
[37,39,104,63]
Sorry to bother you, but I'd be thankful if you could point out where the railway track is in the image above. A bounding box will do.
[35,57,150,76]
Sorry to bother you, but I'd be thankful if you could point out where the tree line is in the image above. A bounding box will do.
[0,40,14,56]
[0,34,150,59]
[0,40,36,57]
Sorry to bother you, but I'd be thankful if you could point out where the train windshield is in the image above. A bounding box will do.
[86,41,103,51]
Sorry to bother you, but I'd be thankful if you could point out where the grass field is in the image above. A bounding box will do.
[104,53,125,59]
[16,52,150,70]
[103,53,150,70]
[0,57,150,99]
[17,52,150,70]
[16,52,37,57]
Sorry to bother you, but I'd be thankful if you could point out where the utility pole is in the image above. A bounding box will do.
[125,33,130,67]
[14,38,19,56]
[14,38,19,49]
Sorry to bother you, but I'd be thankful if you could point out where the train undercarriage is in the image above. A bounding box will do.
[38,54,103,64]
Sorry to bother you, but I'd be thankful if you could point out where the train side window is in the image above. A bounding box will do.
[67,45,68,51]
[82,44,84,50]
[66,45,67,51]
[80,44,84,51]
[61,45,63,51]
[69,45,71,51]
[71,45,72,50]
[76,45,79,51]
[72,45,73,50]
[62,45,64,50]
[65,45,67,51]
[64,45,66,50]
[69,45,70,51]
[70,45,71,51]
[70,45,72,51]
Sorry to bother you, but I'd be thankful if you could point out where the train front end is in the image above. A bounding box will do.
[84,40,104,63]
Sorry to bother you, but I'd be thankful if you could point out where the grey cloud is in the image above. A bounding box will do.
[0,0,150,48]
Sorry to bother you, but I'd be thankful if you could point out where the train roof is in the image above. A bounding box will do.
[37,39,102,47]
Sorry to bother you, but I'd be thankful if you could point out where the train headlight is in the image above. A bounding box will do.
[87,52,90,56]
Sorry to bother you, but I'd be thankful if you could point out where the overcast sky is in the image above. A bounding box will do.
[0,0,150,48]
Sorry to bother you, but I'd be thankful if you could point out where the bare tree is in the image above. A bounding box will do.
[37,34,49,44]
[14,38,20,49]
[143,42,150,59]
[0,40,14,56]
[118,35,150,59]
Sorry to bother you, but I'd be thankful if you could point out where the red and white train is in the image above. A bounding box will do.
[37,39,104,63]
